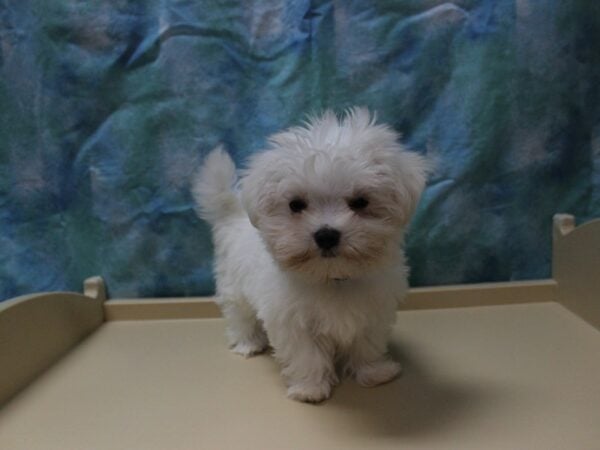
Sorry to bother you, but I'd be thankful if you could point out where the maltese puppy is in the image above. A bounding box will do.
[192,108,427,402]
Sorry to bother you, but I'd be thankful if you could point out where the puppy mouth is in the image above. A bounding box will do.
[320,249,337,258]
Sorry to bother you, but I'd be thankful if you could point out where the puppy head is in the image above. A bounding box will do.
[241,108,428,281]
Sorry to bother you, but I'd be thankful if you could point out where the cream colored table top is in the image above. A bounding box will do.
[1,303,599,450]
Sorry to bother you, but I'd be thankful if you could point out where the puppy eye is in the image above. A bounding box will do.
[289,198,308,213]
[348,197,369,211]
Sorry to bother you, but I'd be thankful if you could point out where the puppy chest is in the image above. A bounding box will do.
[306,301,373,347]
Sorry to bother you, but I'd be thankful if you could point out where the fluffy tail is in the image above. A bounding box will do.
[192,146,244,225]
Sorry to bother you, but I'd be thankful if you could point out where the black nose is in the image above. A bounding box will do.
[313,227,341,250]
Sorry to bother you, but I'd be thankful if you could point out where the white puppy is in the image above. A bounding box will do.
[193,108,427,402]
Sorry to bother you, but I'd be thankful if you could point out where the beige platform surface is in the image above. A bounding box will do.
[1,302,599,450]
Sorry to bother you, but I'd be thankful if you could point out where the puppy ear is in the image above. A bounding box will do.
[240,169,261,228]
[240,151,276,229]
[390,149,431,226]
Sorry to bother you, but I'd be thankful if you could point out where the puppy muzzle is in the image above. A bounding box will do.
[313,227,341,254]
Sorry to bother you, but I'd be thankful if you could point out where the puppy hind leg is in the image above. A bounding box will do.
[221,299,268,357]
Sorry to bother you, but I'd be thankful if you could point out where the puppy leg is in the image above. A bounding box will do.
[221,298,268,357]
[347,331,402,387]
[272,331,337,403]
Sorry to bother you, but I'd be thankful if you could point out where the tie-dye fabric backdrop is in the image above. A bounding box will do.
[1,1,599,301]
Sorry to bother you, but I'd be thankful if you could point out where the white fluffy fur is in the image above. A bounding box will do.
[192,108,428,403]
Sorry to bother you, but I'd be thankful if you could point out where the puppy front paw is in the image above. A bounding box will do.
[230,337,268,358]
[354,359,402,387]
[287,381,332,403]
